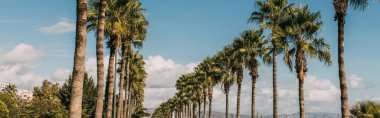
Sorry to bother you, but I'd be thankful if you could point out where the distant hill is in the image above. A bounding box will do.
[145,108,340,118]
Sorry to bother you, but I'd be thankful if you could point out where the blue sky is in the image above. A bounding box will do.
[0,0,379,115]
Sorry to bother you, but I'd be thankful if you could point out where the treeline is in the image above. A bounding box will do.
[151,0,374,118]
[0,73,95,118]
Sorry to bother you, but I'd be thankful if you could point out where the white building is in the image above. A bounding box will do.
[0,81,33,100]
[17,90,33,100]
[0,81,9,91]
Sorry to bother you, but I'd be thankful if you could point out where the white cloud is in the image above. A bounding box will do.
[85,56,110,79]
[51,68,71,83]
[2,43,42,63]
[0,63,43,90]
[348,74,365,89]
[144,55,197,88]
[305,75,340,102]
[143,55,197,108]
[0,43,71,90]
[36,18,75,34]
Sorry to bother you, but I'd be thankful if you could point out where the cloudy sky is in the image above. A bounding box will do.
[0,0,380,116]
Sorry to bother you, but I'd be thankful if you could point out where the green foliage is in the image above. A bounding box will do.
[131,108,151,118]
[58,73,97,118]
[350,100,380,118]
[29,80,68,118]
[0,84,30,117]
[0,100,10,118]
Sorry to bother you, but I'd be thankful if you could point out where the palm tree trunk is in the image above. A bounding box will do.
[126,80,132,118]
[117,44,128,118]
[208,97,212,118]
[198,99,201,117]
[237,83,242,118]
[225,87,229,118]
[272,48,278,118]
[203,91,207,118]
[94,0,106,118]
[193,103,197,118]
[236,67,243,118]
[338,17,349,118]
[298,72,305,118]
[252,79,257,118]
[105,47,116,118]
[69,0,87,117]
[123,45,130,118]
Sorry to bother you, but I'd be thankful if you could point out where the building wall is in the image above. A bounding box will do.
[0,81,9,91]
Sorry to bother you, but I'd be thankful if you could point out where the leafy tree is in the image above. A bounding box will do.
[350,100,380,118]
[0,84,29,117]
[0,100,10,118]
[29,80,68,118]
[59,73,97,118]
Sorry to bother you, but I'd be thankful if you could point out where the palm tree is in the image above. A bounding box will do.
[194,57,222,118]
[125,50,147,118]
[350,100,380,118]
[194,67,208,118]
[215,51,236,118]
[333,1,368,117]
[280,6,332,118]
[93,0,107,117]
[227,42,245,118]
[88,0,125,117]
[88,0,148,117]
[249,1,293,117]
[237,29,271,118]
[69,0,87,117]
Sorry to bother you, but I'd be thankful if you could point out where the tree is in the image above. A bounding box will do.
[88,1,148,117]
[280,6,331,118]
[94,0,107,117]
[237,29,270,118]
[69,0,88,117]
[249,1,293,117]
[215,51,236,118]
[0,84,29,117]
[350,100,380,118]
[0,100,10,118]
[195,57,222,118]
[333,0,368,117]
[30,80,68,117]
[59,73,97,118]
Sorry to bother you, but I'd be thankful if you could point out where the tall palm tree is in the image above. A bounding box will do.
[333,1,368,117]
[69,0,87,117]
[196,58,221,118]
[249,1,293,117]
[88,0,148,117]
[228,41,245,118]
[121,1,148,117]
[92,0,107,117]
[125,50,147,118]
[280,6,332,118]
[195,67,208,118]
[237,29,271,118]
[88,0,125,117]
[215,51,236,118]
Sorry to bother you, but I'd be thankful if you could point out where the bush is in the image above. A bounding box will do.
[0,100,10,118]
